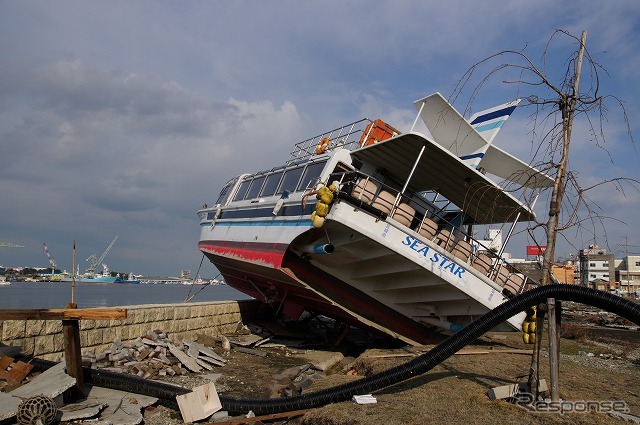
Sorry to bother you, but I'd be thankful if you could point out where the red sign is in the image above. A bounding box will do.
[527,245,547,255]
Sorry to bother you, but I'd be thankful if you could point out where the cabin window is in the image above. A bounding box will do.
[246,175,266,199]
[261,172,283,197]
[214,176,240,206]
[233,179,251,201]
[297,161,326,191]
[277,166,304,195]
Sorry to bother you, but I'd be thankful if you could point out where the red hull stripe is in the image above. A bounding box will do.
[199,240,288,268]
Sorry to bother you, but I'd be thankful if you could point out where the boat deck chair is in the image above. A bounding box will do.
[452,240,472,263]
[434,229,456,251]
[471,253,493,276]
[392,202,416,228]
[371,190,396,216]
[352,178,379,204]
[418,216,438,240]
[503,273,526,297]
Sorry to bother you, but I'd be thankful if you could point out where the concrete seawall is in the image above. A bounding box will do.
[0,299,263,360]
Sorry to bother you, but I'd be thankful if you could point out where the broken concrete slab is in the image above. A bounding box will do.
[226,334,264,347]
[234,346,267,357]
[195,358,214,371]
[11,362,76,400]
[294,350,344,372]
[84,384,157,425]
[197,355,226,367]
[184,339,226,364]
[0,392,21,422]
[58,400,107,421]
[487,379,548,401]
[168,343,202,373]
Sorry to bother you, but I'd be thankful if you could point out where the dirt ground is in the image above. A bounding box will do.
[139,318,640,425]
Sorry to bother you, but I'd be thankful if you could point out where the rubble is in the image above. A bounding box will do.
[0,320,359,423]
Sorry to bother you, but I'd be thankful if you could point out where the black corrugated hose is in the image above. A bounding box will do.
[21,284,640,415]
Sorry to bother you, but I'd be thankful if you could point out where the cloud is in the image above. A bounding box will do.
[1,0,638,275]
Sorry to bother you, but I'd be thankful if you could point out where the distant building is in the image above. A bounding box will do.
[552,262,575,284]
[589,278,612,292]
[578,245,614,288]
[615,255,640,297]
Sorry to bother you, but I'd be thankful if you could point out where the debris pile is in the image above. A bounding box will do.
[80,329,228,379]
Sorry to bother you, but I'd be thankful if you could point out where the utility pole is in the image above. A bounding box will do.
[545,30,588,402]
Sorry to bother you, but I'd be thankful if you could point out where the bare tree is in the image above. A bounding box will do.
[451,30,638,401]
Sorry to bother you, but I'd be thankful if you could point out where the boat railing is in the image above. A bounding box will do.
[286,119,372,165]
[330,171,533,298]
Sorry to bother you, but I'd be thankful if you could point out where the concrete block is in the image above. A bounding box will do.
[33,335,56,357]
[25,320,46,337]
[176,382,222,423]
[2,321,26,340]
[487,379,547,401]
[44,320,63,334]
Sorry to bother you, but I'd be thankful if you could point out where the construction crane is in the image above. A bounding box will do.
[43,242,57,276]
[85,236,118,277]
[0,242,25,248]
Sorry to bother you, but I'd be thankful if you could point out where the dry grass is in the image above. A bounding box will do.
[300,331,640,425]
[559,322,590,342]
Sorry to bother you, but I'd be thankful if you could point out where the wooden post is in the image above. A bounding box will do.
[63,302,84,396]
[0,306,126,398]
[547,298,559,401]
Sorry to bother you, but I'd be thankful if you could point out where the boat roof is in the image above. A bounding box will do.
[350,132,536,224]
[413,92,554,189]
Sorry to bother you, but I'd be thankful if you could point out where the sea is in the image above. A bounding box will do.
[0,281,252,309]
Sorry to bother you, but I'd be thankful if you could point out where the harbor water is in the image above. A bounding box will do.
[0,281,252,309]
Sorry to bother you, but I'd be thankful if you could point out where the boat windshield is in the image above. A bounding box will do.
[214,176,241,206]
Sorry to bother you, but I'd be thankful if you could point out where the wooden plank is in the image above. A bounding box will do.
[0,308,127,320]
[203,408,312,425]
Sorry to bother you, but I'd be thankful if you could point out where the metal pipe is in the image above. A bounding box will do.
[296,244,335,255]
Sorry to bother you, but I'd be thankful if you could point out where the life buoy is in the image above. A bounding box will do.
[315,137,329,155]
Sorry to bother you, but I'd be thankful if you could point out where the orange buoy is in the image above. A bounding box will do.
[315,137,329,155]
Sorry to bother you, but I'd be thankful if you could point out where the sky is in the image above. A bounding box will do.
[1,1,639,278]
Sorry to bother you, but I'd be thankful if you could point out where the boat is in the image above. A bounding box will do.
[63,270,119,284]
[197,92,554,345]
[0,276,10,286]
[115,272,141,284]
[62,236,121,284]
